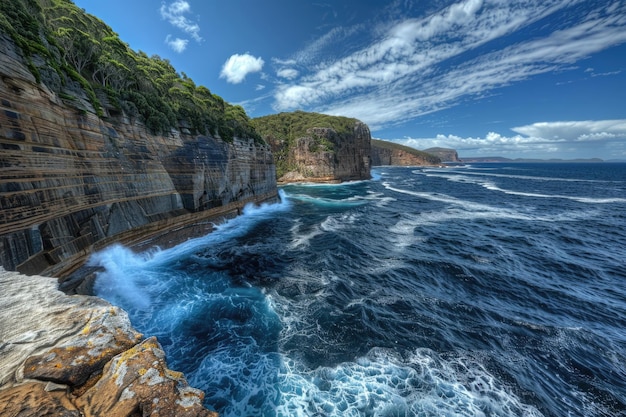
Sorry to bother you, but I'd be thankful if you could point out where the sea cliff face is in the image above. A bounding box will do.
[280,123,372,183]
[0,34,278,278]
[253,111,372,183]
[371,139,442,166]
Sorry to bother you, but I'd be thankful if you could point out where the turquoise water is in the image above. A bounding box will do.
[92,163,626,416]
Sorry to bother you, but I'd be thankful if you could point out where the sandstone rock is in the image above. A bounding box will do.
[423,147,461,162]
[371,139,442,166]
[0,268,139,388]
[0,382,80,417]
[23,308,142,387]
[0,268,216,416]
[285,124,371,183]
[75,337,217,417]
[255,112,371,183]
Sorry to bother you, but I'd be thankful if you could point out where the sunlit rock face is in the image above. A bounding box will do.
[0,33,277,277]
[268,122,372,183]
[370,139,443,167]
[0,268,217,416]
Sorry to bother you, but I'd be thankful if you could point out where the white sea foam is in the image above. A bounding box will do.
[320,212,360,232]
[421,168,612,183]
[90,244,154,310]
[382,181,524,216]
[272,348,544,417]
[370,170,383,181]
[286,193,368,208]
[415,169,626,204]
[90,191,291,308]
[481,182,626,204]
[288,221,323,249]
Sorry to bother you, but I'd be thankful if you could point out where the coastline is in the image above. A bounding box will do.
[0,192,284,415]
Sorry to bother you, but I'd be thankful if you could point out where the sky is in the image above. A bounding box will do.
[72,0,626,160]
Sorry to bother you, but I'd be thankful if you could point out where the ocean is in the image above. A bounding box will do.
[90,163,626,417]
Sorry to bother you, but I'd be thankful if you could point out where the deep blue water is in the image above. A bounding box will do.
[91,163,626,417]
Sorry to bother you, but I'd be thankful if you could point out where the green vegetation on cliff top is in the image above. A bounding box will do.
[252,110,361,178]
[252,111,359,143]
[372,139,442,164]
[0,0,260,143]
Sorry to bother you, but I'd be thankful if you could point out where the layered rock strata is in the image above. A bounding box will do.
[0,267,216,416]
[0,34,278,278]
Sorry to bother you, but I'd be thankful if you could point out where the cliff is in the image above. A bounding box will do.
[0,3,277,415]
[371,139,442,166]
[0,267,217,416]
[423,147,461,162]
[252,111,371,183]
[0,32,278,279]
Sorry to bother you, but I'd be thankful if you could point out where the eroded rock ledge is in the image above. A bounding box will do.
[0,267,217,416]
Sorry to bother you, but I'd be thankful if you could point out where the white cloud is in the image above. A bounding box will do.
[165,35,188,53]
[272,0,626,131]
[390,119,626,158]
[512,120,626,142]
[255,84,266,91]
[277,68,299,80]
[292,25,363,66]
[220,54,265,84]
[160,0,202,42]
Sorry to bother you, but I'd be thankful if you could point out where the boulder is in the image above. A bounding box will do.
[75,337,217,417]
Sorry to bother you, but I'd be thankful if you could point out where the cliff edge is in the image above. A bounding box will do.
[0,32,278,279]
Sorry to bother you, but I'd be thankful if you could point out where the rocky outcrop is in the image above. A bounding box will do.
[423,147,461,162]
[253,111,371,183]
[279,124,371,183]
[0,33,278,278]
[371,139,442,166]
[0,267,217,416]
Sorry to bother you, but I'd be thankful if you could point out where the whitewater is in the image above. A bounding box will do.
[90,163,626,416]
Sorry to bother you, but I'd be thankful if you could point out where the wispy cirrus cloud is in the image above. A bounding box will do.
[220,53,265,84]
[160,0,201,52]
[273,0,626,131]
[393,119,626,158]
[277,68,299,80]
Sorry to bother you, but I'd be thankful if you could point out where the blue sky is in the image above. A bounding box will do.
[73,0,626,159]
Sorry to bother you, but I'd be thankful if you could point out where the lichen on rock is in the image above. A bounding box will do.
[0,268,216,416]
